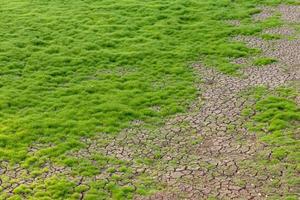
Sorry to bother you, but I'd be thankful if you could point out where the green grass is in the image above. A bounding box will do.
[0,0,292,164]
[253,57,277,66]
[0,0,298,199]
[244,87,300,198]
[261,33,283,40]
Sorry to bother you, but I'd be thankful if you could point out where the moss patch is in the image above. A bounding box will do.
[253,57,277,66]
[244,86,300,198]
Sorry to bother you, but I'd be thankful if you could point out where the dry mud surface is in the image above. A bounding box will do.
[1,4,300,200]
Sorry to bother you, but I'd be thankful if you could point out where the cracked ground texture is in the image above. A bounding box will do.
[1,4,300,200]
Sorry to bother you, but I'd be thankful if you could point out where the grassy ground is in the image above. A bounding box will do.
[0,0,289,163]
[242,86,300,199]
[0,0,298,199]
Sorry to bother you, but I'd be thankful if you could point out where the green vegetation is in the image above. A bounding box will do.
[4,175,154,200]
[261,33,282,40]
[243,87,300,199]
[0,0,298,199]
[0,0,291,165]
[253,57,277,66]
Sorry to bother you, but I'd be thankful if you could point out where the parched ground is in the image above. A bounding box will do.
[0,3,299,200]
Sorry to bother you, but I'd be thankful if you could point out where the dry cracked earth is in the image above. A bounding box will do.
[1,4,300,200]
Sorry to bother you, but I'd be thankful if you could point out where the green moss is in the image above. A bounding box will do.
[253,57,277,66]
[261,34,282,40]
[0,0,298,198]
[13,184,31,195]
[16,177,78,200]
[0,0,293,164]
[244,87,300,198]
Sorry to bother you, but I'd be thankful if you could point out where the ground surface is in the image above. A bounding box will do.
[0,1,299,200]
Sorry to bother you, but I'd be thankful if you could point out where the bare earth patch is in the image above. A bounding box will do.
[263,26,296,36]
[253,6,276,22]
[278,5,300,23]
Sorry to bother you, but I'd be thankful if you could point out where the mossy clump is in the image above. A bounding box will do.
[244,87,300,197]
[253,57,277,66]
